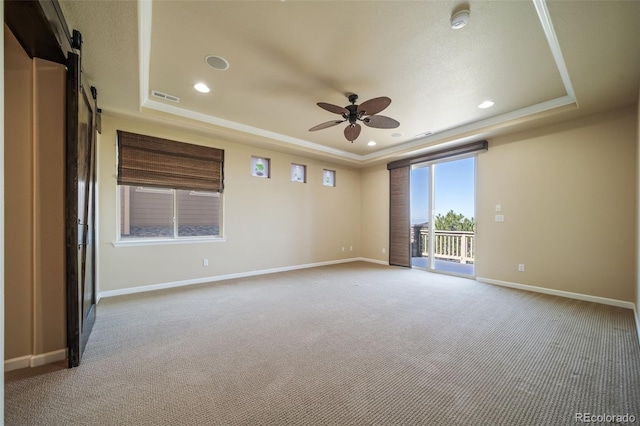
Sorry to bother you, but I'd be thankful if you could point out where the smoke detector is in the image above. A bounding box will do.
[451,9,470,29]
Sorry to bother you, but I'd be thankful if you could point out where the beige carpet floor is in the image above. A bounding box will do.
[6,262,640,425]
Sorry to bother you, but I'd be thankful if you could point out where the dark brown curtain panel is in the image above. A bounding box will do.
[117,130,224,192]
[388,166,411,267]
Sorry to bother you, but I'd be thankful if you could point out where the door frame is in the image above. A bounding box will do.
[6,0,99,367]
[387,140,487,269]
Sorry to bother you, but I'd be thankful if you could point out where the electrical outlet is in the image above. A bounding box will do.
[349,246,353,251]
[341,247,345,252]
[518,264,525,272]
[203,259,209,267]
[382,248,386,254]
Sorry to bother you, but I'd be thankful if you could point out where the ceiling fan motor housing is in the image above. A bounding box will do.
[345,104,361,124]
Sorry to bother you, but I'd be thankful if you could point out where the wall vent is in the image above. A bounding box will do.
[151,90,180,103]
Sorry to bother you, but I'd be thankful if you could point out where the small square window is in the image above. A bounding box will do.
[251,156,270,178]
[323,169,336,187]
[291,164,306,183]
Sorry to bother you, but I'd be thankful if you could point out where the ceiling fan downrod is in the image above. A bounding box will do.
[345,94,363,124]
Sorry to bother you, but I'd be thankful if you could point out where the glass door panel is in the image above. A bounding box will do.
[410,157,476,275]
[410,165,430,269]
[433,157,475,275]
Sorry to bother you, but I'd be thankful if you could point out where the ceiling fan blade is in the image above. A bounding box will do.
[317,102,349,115]
[309,120,344,131]
[363,115,400,129]
[357,96,391,115]
[344,123,361,142]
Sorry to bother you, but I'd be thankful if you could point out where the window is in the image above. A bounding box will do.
[120,186,221,239]
[323,169,336,187]
[117,131,224,240]
[251,156,270,178]
[291,163,306,183]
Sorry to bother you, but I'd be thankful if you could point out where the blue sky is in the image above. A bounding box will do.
[410,157,475,224]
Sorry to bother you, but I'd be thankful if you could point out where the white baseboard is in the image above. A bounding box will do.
[358,257,390,266]
[29,349,67,368]
[5,348,67,372]
[477,277,640,347]
[634,305,640,347]
[4,356,31,372]
[99,257,369,299]
[476,277,636,310]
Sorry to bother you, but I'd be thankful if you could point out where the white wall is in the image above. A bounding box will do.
[476,106,636,302]
[1,2,6,421]
[362,106,638,303]
[360,164,389,262]
[98,115,362,293]
[636,88,640,326]
[4,24,32,360]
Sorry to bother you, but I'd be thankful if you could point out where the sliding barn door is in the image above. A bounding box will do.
[66,50,97,367]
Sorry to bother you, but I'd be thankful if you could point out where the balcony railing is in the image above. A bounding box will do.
[413,228,475,264]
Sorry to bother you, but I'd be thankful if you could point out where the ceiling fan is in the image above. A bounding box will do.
[309,94,400,142]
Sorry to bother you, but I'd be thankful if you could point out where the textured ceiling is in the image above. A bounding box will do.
[59,0,640,166]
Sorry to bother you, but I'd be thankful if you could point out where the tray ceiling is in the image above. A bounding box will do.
[59,0,640,166]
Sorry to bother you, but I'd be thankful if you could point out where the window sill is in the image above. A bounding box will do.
[112,237,226,247]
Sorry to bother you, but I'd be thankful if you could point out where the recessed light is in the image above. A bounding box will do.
[478,100,494,109]
[194,83,210,93]
[391,132,404,138]
[205,55,230,71]
[367,141,377,146]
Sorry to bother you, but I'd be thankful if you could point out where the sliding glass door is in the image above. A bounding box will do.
[410,157,476,276]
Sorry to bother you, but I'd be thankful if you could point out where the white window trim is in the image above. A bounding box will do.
[135,186,173,194]
[112,236,226,247]
[188,190,219,197]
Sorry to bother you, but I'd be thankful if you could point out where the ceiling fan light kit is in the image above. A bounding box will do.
[309,93,400,143]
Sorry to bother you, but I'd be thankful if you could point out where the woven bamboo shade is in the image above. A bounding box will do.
[117,131,224,192]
